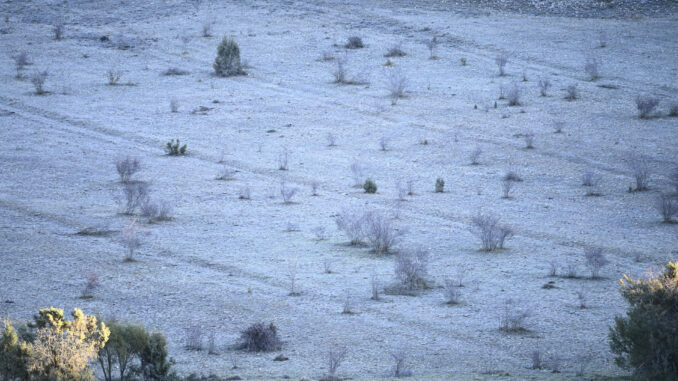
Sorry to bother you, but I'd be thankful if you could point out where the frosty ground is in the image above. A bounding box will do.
[1,0,677,379]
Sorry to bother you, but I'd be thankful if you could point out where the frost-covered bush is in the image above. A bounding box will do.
[213,36,245,77]
[635,95,660,119]
[237,322,281,352]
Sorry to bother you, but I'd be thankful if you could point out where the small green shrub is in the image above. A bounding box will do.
[609,262,678,379]
[363,178,377,194]
[165,139,187,156]
[435,178,445,193]
[213,36,245,77]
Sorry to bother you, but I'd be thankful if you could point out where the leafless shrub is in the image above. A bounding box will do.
[379,136,390,151]
[122,220,141,262]
[426,36,438,59]
[597,31,607,48]
[538,77,551,96]
[394,248,429,292]
[584,57,600,81]
[170,99,179,113]
[322,258,334,274]
[565,84,578,101]
[668,102,678,117]
[522,70,528,82]
[185,325,203,350]
[163,67,189,76]
[384,42,406,57]
[140,198,172,222]
[552,121,564,133]
[310,181,320,196]
[626,154,650,191]
[277,148,289,170]
[564,263,578,278]
[575,354,592,376]
[503,170,523,182]
[237,322,281,352]
[635,95,660,119]
[332,56,348,84]
[325,346,348,380]
[326,132,337,147]
[370,273,380,300]
[390,350,413,378]
[201,21,213,37]
[396,180,407,201]
[53,23,64,40]
[657,193,678,223]
[216,165,235,180]
[387,68,408,105]
[444,278,461,305]
[335,209,365,245]
[238,185,251,200]
[313,226,327,241]
[583,247,609,279]
[471,213,513,251]
[284,221,299,232]
[350,162,364,187]
[106,69,121,85]
[364,211,403,255]
[280,180,298,204]
[406,180,414,196]
[116,157,141,183]
[576,291,587,309]
[530,349,543,369]
[122,182,149,215]
[548,261,557,277]
[507,84,521,106]
[501,179,514,199]
[30,70,48,95]
[345,36,364,49]
[13,52,30,78]
[523,133,534,149]
[469,146,482,165]
[498,84,506,100]
[81,272,99,299]
[341,293,354,314]
[320,50,334,61]
[288,256,300,296]
[208,331,217,354]
[499,298,530,332]
[581,170,602,195]
[495,52,510,76]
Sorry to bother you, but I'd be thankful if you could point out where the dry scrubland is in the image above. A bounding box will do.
[1,0,678,379]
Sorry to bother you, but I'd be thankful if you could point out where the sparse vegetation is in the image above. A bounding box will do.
[387,68,408,105]
[499,298,530,332]
[166,139,187,156]
[471,213,513,251]
[344,36,364,49]
[30,70,48,95]
[584,57,600,81]
[495,52,510,76]
[657,193,678,223]
[538,77,551,96]
[635,95,660,119]
[626,154,650,191]
[565,84,578,101]
[237,322,281,352]
[426,37,438,59]
[394,248,429,292]
[384,43,406,57]
[507,84,521,106]
[53,23,64,40]
[363,211,402,255]
[583,247,609,279]
[116,157,141,183]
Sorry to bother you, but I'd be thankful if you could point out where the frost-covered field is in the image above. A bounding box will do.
[1,0,677,379]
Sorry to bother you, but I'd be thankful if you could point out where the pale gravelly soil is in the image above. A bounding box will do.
[0,0,677,380]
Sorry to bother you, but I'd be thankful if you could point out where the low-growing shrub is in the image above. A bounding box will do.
[507,84,521,106]
[344,36,363,49]
[538,77,551,96]
[444,278,461,305]
[469,146,482,165]
[426,36,438,59]
[335,208,365,245]
[31,70,48,95]
[471,213,513,251]
[163,67,189,76]
[213,36,245,77]
[495,52,510,76]
[435,178,445,193]
[583,247,609,279]
[390,350,413,377]
[122,182,149,215]
[387,68,408,105]
[166,139,187,156]
[626,154,650,191]
[657,193,678,223]
[384,43,406,57]
[565,84,578,101]
[609,262,678,379]
[237,322,281,352]
[499,298,530,332]
[363,211,402,254]
[53,23,64,40]
[116,156,141,183]
[394,248,429,291]
[363,178,377,194]
[584,57,600,81]
[635,95,660,119]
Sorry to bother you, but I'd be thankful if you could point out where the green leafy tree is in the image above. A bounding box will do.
[99,321,150,381]
[141,332,175,380]
[609,262,678,379]
[0,319,30,381]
